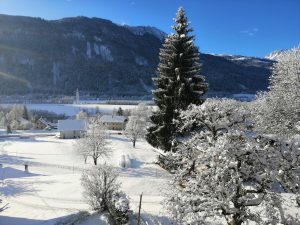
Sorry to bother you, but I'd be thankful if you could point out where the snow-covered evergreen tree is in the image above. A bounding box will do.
[116,107,124,116]
[146,7,208,152]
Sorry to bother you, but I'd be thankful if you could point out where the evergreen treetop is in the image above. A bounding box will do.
[147,7,208,152]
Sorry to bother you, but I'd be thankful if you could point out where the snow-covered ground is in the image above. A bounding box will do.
[0,104,154,117]
[0,130,170,225]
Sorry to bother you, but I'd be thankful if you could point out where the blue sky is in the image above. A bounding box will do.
[0,0,299,57]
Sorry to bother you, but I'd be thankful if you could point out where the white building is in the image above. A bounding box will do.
[99,115,127,130]
[57,119,87,139]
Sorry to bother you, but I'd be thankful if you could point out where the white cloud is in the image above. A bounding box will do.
[240,27,259,36]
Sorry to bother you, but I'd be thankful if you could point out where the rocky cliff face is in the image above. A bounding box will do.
[0,14,274,97]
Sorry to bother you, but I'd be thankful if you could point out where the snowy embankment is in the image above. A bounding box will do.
[0,131,170,225]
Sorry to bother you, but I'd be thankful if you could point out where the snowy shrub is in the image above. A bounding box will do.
[156,153,178,172]
[119,155,126,168]
[110,192,130,224]
[119,155,131,168]
[81,164,120,212]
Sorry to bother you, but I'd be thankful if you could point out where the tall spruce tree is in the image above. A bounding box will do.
[146,7,208,152]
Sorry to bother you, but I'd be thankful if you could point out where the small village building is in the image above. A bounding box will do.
[57,119,87,139]
[99,115,127,130]
[36,118,57,130]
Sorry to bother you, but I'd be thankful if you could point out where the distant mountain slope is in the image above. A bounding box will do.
[203,54,274,95]
[0,14,275,97]
[265,50,286,61]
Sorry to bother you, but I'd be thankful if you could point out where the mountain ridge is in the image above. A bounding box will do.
[0,14,274,97]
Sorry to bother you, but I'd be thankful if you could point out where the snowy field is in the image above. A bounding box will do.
[0,130,170,225]
[0,104,154,117]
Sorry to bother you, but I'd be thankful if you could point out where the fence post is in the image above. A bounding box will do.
[137,192,143,225]
[24,164,29,173]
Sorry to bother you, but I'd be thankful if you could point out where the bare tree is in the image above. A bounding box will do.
[0,199,8,212]
[75,117,110,165]
[124,103,151,148]
[81,164,120,212]
[74,137,89,164]
[125,116,146,148]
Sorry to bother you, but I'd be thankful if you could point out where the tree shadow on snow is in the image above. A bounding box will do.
[1,136,61,144]
[119,166,168,179]
[0,179,35,197]
[130,213,174,225]
[130,158,143,168]
[0,167,42,179]
[0,215,63,225]
[0,167,45,197]
[110,136,130,142]
[0,154,34,165]
[0,211,109,225]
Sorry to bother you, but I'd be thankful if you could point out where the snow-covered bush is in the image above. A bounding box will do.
[81,165,130,224]
[119,155,131,168]
[81,164,120,212]
[110,192,130,224]
[254,47,300,138]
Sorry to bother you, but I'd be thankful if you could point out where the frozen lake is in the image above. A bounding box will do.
[0,103,149,116]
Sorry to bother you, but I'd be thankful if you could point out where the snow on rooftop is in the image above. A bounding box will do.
[99,115,126,123]
[58,119,87,131]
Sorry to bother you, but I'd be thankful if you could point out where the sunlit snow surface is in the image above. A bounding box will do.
[0,130,170,225]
